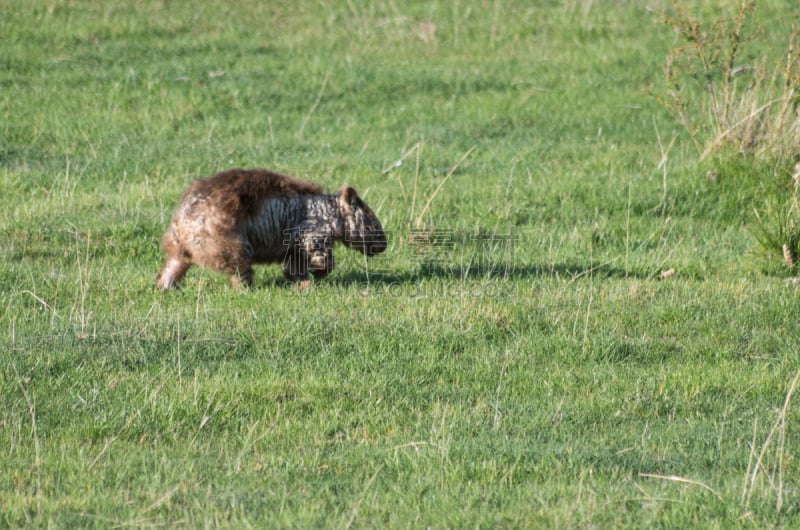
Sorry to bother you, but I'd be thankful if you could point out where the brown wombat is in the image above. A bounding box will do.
[156,168,387,289]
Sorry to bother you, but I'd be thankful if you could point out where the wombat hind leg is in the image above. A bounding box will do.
[282,251,309,282]
[229,266,254,289]
[157,258,191,290]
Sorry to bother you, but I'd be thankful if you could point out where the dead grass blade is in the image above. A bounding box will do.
[639,472,724,502]
[414,145,476,228]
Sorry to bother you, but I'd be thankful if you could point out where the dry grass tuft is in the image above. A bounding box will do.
[656,2,800,164]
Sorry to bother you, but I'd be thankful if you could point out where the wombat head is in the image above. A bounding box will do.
[338,186,387,256]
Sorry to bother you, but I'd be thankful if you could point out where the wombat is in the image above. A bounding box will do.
[156,168,387,289]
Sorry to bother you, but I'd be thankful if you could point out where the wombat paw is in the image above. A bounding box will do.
[295,280,312,290]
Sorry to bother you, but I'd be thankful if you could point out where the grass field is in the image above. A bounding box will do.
[4,0,800,527]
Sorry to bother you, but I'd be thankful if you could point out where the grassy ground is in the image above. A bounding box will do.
[3,0,800,527]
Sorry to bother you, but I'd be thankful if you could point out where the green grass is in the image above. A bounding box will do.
[3,0,800,527]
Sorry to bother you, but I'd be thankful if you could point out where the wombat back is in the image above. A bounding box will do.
[181,168,323,219]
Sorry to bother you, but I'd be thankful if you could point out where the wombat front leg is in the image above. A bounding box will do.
[306,239,334,279]
[282,223,334,282]
[300,228,334,279]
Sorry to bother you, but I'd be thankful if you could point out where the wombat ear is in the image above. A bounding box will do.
[338,185,360,208]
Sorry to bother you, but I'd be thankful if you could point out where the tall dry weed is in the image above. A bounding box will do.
[656,2,800,268]
[656,1,800,164]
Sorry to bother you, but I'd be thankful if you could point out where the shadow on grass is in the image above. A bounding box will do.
[174,256,670,292]
[314,260,653,288]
